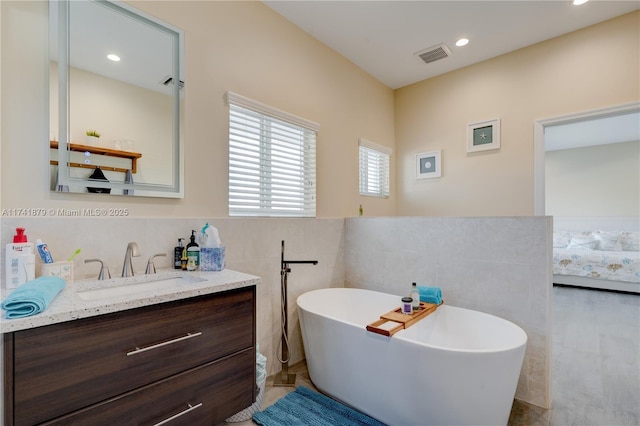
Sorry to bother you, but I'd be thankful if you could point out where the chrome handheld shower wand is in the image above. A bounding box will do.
[275,240,317,387]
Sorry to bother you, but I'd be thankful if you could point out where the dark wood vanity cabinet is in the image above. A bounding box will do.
[3,286,256,425]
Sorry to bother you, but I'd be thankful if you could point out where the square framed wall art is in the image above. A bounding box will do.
[467,118,500,153]
[416,150,441,179]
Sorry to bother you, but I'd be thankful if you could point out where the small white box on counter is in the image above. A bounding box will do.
[41,261,73,283]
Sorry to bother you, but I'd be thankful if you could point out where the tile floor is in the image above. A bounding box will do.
[509,285,640,426]
[225,285,639,426]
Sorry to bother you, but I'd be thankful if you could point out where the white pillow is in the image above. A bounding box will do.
[620,232,640,251]
[553,230,590,248]
[592,230,623,251]
[567,235,598,250]
[553,232,571,248]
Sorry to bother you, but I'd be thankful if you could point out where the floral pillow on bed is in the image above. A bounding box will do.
[554,230,639,251]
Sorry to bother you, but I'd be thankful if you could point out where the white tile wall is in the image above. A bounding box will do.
[344,216,553,408]
[1,215,551,408]
[1,217,345,379]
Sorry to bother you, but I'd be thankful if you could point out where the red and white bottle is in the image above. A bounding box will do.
[5,228,35,288]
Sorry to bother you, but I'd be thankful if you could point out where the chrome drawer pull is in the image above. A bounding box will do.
[153,403,203,426]
[126,331,203,356]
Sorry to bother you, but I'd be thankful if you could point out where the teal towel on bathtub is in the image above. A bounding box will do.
[418,286,442,305]
[1,276,66,319]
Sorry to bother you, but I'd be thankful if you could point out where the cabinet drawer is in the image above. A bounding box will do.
[44,349,256,426]
[12,287,255,426]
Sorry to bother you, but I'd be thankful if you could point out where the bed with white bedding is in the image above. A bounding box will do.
[553,217,640,293]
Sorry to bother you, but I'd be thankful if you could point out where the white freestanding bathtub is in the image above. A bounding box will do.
[297,288,527,426]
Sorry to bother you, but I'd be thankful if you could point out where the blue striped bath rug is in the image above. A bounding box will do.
[252,386,387,426]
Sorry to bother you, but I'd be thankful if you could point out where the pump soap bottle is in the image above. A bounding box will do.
[186,230,200,271]
[5,228,35,289]
[174,238,184,269]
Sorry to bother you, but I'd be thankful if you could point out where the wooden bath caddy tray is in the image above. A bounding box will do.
[366,301,442,336]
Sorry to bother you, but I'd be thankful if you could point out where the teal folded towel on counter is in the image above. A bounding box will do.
[1,276,66,319]
[418,286,442,305]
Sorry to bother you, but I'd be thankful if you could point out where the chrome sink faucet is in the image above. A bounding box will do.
[122,242,141,277]
[145,253,167,274]
[85,258,111,280]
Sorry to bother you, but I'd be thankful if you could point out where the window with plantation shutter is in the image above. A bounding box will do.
[227,92,318,217]
[359,138,391,198]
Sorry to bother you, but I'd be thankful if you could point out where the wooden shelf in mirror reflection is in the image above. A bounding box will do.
[50,141,142,174]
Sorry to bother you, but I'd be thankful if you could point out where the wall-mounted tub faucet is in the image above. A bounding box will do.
[122,242,141,277]
[145,253,167,274]
[85,258,111,280]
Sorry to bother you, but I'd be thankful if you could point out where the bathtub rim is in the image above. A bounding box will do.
[297,287,528,354]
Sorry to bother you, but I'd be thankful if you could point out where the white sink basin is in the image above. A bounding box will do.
[76,274,207,301]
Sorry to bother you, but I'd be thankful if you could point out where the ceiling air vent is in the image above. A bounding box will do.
[414,43,452,64]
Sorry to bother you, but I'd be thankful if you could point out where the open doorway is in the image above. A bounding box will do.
[533,101,640,216]
[534,101,640,292]
[530,104,640,425]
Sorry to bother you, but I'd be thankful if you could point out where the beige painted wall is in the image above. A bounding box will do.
[3,3,637,219]
[395,11,640,217]
[0,1,395,218]
[546,141,640,217]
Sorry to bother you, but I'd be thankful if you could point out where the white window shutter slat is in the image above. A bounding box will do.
[228,94,317,217]
[359,139,390,198]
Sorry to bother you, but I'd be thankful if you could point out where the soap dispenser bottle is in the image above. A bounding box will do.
[174,238,184,269]
[186,230,200,271]
[5,228,35,289]
[410,282,420,311]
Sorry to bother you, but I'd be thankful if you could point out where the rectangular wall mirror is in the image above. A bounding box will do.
[49,0,184,198]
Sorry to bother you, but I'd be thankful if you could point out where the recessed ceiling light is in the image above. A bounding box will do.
[573,0,588,5]
[107,54,120,62]
[456,38,469,47]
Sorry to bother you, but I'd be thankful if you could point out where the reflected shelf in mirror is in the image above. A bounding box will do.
[50,141,142,174]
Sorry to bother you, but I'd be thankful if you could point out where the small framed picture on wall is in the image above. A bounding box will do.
[416,150,441,179]
[467,118,500,153]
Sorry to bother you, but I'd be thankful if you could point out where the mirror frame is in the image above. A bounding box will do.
[52,0,184,198]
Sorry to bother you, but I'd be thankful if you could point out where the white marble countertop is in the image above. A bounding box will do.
[0,269,260,333]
